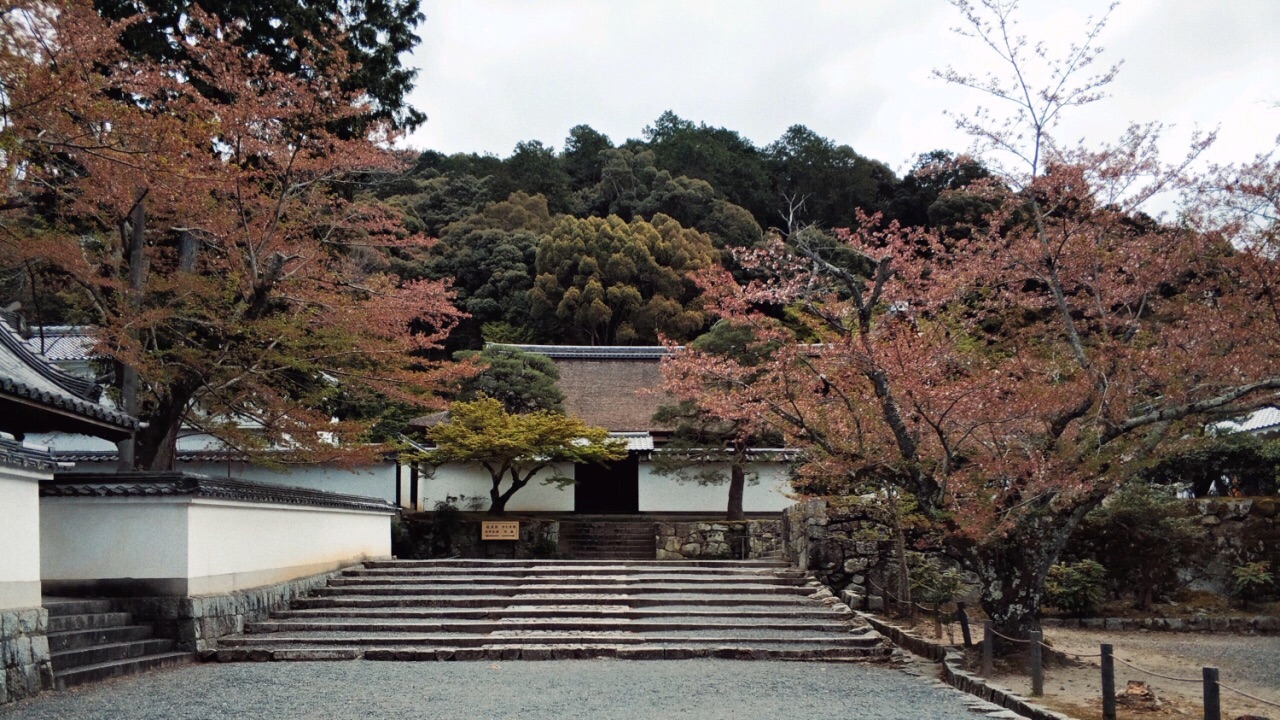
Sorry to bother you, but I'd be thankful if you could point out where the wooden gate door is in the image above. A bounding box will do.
[573,454,640,514]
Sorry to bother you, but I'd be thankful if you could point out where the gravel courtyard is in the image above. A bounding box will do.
[0,660,984,720]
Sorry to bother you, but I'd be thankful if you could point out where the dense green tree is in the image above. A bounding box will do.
[652,322,781,520]
[883,151,996,238]
[454,346,565,414]
[95,0,426,130]
[561,125,615,188]
[422,397,627,514]
[529,214,716,344]
[504,140,573,213]
[642,111,772,218]
[409,192,554,350]
[764,125,895,231]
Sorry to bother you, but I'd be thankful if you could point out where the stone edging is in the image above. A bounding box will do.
[854,611,1077,720]
[42,471,397,513]
[1042,616,1279,634]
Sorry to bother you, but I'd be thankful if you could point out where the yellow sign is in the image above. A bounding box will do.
[481,521,519,541]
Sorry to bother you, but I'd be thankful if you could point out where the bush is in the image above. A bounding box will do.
[1067,483,1208,610]
[1045,560,1107,618]
[907,552,966,606]
[1231,561,1274,607]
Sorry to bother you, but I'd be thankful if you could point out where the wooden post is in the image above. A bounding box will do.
[957,602,973,647]
[409,464,420,512]
[1101,644,1116,720]
[394,462,402,508]
[1029,630,1044,696]
[981,620,993,677]
[1202,667,1220,720]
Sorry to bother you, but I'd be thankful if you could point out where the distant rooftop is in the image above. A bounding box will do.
[0,314,135,439]
[25,325,98,363]
[486,344,676,360]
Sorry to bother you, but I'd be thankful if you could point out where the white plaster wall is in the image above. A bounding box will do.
[638,461,795,513]
[41,499,190,582]
[185,500,391,594]
[41,497,391,595]
[417,463,576,512]
[0,466,47,610]
[189,462,397,503]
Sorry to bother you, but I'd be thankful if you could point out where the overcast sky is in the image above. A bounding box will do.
[402,0,1279,176]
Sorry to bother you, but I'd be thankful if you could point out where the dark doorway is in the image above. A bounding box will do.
[574,454,640,514]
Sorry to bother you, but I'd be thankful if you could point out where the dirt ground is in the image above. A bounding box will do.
[991,628,1279,719]
[895,617,1280,719]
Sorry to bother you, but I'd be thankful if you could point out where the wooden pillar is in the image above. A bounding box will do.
[409,464,419,512]
[394,462,402,509]
[1101,644,1116,720]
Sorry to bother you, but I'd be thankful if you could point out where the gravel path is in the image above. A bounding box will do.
[0,660,980,720]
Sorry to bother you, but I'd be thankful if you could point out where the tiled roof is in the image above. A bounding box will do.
[24,326,98,362]
[42,472,397,513]
[0,313,137,433]
[552,355,671,432]
[0,434,61,471]
[1232,407,1280,435]
[487,344,676,360]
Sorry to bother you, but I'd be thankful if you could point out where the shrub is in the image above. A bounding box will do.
[1231,561,1274,607]
[1068,483,1209,610]
[1045,560,1107,618]
[907,552,966,606]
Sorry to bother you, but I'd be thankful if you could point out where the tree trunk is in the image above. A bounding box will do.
[972,510,1081,650]
[726,463,745,521]
[133,382,198,471]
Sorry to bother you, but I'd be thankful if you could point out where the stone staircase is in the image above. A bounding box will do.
[44,599,193,689]
[213,559,891,662]
[558,520,656,560]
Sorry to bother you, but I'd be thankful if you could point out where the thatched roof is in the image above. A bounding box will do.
[409,345,674,433]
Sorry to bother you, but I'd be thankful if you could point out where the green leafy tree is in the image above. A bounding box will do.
[454,346,564,414]
[764,125,895,231]
[529,213,715,344]
[1139,432,1280,497]
[561,124,615,188]
[504,140,572,213]
[406,192,553,349]
[423,397,627,515]
[642,111,772,220]
[95,0,426,131]
[1068,483,1208,610]
[651,322,780,520]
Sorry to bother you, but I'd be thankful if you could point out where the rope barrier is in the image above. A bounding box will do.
[1111,656,1201,684]
[1045,646,1103,658]
[985,626,1033,644]
[866,578,950,615]
[1218,682,1280,710]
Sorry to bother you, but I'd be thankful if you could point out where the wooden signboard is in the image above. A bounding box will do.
[481,521,519,541]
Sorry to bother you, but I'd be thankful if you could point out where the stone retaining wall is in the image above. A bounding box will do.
[395,515,560,559]
[1042,615,1280,634]
[119,567,346,652]
[655,520,781,560]
[781,498,896,601]
[0,607,51,705]
[1192,497,1280,594]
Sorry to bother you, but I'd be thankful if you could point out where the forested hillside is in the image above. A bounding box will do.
[374,111,991,350]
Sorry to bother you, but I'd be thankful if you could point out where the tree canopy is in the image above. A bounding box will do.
[0,0,462,469]
[423,397,627,514]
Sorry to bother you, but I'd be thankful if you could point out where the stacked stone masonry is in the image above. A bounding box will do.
[1192,497,1279,594]
[1,607,52,705]
[655,521,781,560]
[119,571,341,652]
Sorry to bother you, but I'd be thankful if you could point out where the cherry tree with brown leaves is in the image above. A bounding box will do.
[662,0,1280,640]
[0,0,465,469]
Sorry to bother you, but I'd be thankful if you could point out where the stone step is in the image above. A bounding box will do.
[222,633,881,648]
[54,652,194,690]
[244,619,855,634]
[43,599,115,617]
[47,612,135,634]
[274,607,846,621]
[212,644,889,662]
[346,567,804,578]
[51,638,179,671]
[328,575,807,587]
[48,625,155,652]
[313,584,814,597]
[292,595,817,609]
[365,559,790,569]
